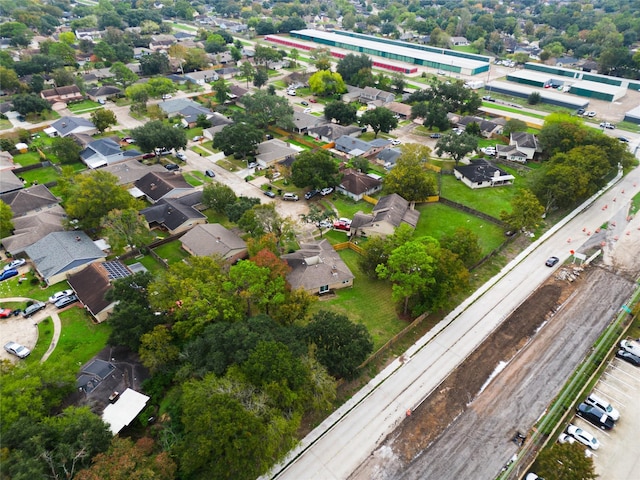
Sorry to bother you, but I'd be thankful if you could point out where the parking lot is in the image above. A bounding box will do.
[567,351,640,479]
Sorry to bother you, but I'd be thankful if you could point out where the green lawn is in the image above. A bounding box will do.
[19,166,60,185]
[309,249,406,350]
[12,151,42,167]
[440,173,524,218]
[124,255,165,275]
[153,240,190,265]
[24,317,55,364]
[0,118,12,130]
[47,307,111,365]
[183,172,203,187]
[67,100,101,113]
[322,195,373,219]
[0,270,71,304]
[414,202,506,255]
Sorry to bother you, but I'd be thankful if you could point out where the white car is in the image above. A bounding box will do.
[49,289,74,304]
[176,152,187,161]
[620,339,640,357]
[303,108,312,113]
[320,187,333,196]
[3,259,26,271]
[585,393,620,421]
[4,341,30,359]
[566,424,599,450]
[558,432,576,444]
[391,139,401,146]
[162,94,172,99]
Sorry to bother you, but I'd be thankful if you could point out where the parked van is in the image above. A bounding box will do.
[620,339,640,357]
[585,393,620,421]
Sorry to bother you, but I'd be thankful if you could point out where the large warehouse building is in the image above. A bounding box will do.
[269,29,491,76]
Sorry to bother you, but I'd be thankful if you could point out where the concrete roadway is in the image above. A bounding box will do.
[268,164,640,479]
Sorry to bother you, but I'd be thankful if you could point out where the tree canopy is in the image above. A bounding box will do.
[359,107,398,138]
[291,149,342,190]
[324,101,358,125]
[130,120,187,154]
[308,69,347,96]
[435,131,479,166]
[382,145,438,201]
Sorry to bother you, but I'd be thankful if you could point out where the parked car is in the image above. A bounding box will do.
[248,162,258,169]
[283,193,299,201]
[142,153,155,159]
[264,190,276,198]
[545,256,560,267]
[617,136,630,143]
[320,187,333,196]
[620,338,640,356]
[333,220,350,231]
[566,424,600,450]
[576,108,585,116]
[391,139,401,146]
[301,101,309,106]
[430,133,442,139]
[576,403,615,430]
[303,108,312,113]
[525,474,543,480]
[317,219,332,229]
[192,136,203,142]
[175,152,187,161]
[305,189,320,200]
[22,301,46,318]
[205,170,216,178]
[0,269,18,282]
[3,259,26,271]
[0,308,13,318]
[599,122,615,129]
[616,348,640,366]
[162,94,172,99]
[557,432,576,444]
[54,294,78,309]
[584,393,620,421]
[309,98,317,103]
[4,341,30,359]
[585,111,597,118]
[164,163,180,171]
[49,289,74,304]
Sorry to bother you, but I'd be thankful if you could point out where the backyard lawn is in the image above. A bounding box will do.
[19,166,60,185]
[12,151,42,167]
[414,202,506,255]
[440,173,525,218]
[153,240,190,265]
[310,248,406,350]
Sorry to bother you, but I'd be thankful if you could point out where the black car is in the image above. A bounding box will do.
[304,189,320,200]
[616,348,640,366]
[576,403,615,430]
[545,256,560,267]
[164,163,180,171]
[205,169,216,178]
[576,108,585,116]
[617,137,630,143]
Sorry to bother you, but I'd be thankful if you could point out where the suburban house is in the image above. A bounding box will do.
[385,102,413,119]
[87,86,122,102]
[0,169,23,194]
[25,231,107,285]
[134,171,194,204]
[350,193,420,238]
[44,116,97,137]
[334,135,390,159]
[255,139,300,168]
[202,113,234,141]
[1,205,66,256]
[149,38,175,52]
[359,86,396,105]
[101,160,165,186]
[377,147,402,169]
[67,260,133,323]
[40,85,83,104]
[495,132,541,163]
[336,169,383,201]
[228,84,249,105]
[456,115,504,138]
[292,111,325,134]
[308,124,362,143]
[451,36,469,46]
[180,223,248,263]
[454,159,516,189]
[158,99,215,127]
[0,150,14,171]
[80,137,142,169]
[75,28,103,41]
[282,239,355,295]
[0,184,60,217]
[140,191,207,234]
[183,69,220,85]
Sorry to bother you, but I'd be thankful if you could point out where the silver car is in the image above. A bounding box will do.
[4,341,31,358]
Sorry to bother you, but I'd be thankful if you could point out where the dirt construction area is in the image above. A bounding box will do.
[351,205,640,480]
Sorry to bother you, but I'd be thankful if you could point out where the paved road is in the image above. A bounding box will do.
[268,164,640,479]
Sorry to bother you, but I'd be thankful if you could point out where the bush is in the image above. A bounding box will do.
[527,91,541,105]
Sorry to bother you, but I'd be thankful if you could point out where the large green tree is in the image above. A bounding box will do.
[324,101,358,125]
[100,208,153,254]
[213,122,263,159]
[441,227,483,269]
[202,183,237,214]
[308,70,347,96]
[382,145,438,201]
[50,136,82,165]
[226,260,287,316]
[0,200,13,238]
[336,53,372,84]
[90,109,118,134]
[291,149,342,190]
[130,120,187,154]
[11,93,52,116]
[59,170,142,231]
[359,107,398,138]
[109,62,138,89]
[238,204,295,252]
[435,131,478,165]
[304,311,374,379]
[500,189,545,232]
[533,442,597,480]
[240,90,294,130]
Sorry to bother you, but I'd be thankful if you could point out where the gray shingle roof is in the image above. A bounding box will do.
[0,169,24,194]
[0,184,59,217]
[25,231,106,282]
[180,223,246,258]
[1,205,66,255]
[48,116,96,137]
[134,172,193,202]
[140,195,205,231]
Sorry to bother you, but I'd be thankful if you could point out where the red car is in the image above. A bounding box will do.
[333,220,350,231]
[309,98,317,103]
[0,308,13,318]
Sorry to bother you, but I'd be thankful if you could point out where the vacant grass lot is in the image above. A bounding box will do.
[310,248,405,350]
[440,173,525,217]
[47,307,111,365]
[414,202,506,254]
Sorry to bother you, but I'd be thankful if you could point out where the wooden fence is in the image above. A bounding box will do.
[333,241,364,255]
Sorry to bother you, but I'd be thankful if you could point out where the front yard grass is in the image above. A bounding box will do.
[47,307,111,365]
[67,100,101,114]
[25,317,55,364]
[183,172,203,187]
[310,248,406,350]
[321,195,374,219]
